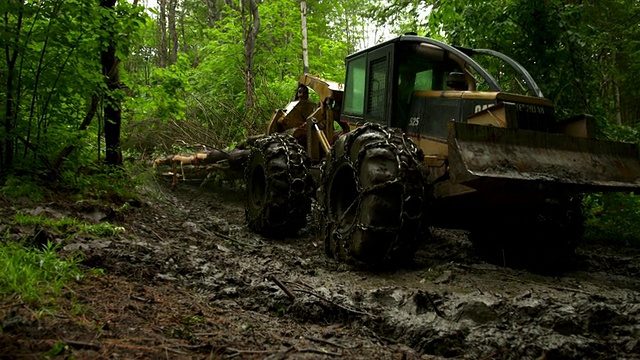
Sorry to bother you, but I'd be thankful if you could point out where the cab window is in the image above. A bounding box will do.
[343,56,366,115]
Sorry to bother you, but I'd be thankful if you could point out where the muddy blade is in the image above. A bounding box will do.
[448,122,640,192]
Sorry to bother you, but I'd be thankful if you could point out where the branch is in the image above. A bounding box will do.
[269,275,296,301]
[291,287,372,317]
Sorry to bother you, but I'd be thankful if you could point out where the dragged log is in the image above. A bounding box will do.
[152,149,229,168]
[152,148,251,187]
[228,148,251,170]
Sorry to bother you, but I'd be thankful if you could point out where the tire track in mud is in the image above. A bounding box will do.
[89,180,640,359]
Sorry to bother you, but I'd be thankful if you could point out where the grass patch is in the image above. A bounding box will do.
[0,240,83,306]
[13,211,125,238]
[0,206,118,307]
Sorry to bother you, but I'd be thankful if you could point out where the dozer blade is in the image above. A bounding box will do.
[448,122,640,192]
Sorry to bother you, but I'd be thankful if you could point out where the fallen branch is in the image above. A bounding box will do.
[130,295,156,303]
[226,346,340,358]
[163,347,189,355]
[150,229,166,243]
[291,287,372,317]
[423,290,447,319]
[211,230,262,248]
[504,274,591,295]
[64,339,101,350]
[226,347,291,358]
[297,347,342,357]
[270,275,296,301]
[303,335,360,350]
[285,280,313,290]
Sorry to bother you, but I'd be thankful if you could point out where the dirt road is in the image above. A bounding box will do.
[1,179,639,359]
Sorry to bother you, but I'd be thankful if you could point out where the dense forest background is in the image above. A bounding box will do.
[2,0,640,240]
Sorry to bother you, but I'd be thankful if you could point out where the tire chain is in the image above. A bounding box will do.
[319,123,425,265]
[247,133,314,233]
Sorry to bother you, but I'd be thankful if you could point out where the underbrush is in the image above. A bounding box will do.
[583,192,640,247]
[1,163,143,205]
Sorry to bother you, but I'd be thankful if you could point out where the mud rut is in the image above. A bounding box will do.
[4,179,640,359]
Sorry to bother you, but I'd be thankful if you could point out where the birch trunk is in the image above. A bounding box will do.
[300,0,309,74]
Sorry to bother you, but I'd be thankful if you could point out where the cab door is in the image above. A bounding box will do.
[363,45,393,126]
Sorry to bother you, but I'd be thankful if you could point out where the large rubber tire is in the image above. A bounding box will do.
[470,194,584,272]
[245,134,314,237]
[317,123,426,266]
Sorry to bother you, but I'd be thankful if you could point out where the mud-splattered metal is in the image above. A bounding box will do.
[448,121,640,192]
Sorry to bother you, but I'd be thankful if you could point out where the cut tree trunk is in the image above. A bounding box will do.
[152,148,250,187]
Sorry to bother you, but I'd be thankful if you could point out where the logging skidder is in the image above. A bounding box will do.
[244,34,640,269]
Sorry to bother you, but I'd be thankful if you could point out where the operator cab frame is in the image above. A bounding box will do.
[340,35,544,133]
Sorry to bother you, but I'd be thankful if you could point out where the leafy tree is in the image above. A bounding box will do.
[119,0,376,156]
[0,0,145,177]
[422,0,640,127]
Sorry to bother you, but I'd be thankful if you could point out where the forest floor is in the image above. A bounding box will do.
[1,177,639,359]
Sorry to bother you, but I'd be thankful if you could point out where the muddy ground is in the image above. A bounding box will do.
[1,177,639,359]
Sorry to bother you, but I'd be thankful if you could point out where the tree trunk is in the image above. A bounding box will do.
[2,3,24,171]
[300,0,309,74]
[612,51,622,125]
[243,0,260,113]
[614,82,622,125]
[100,0,122,166]
[180,0,187,52]
[158,0,167,68]
[206,0,218,28]
[168,0,178,65]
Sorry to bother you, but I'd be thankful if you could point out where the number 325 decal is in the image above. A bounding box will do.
[408,117,420,126]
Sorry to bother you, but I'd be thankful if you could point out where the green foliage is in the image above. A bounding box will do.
[0,0,146,174]
[1,176,47,202]
[601,122,640,144]
[120,0,371,155]
[126,65,189,122]
[63,165,140,203]
[13,211,125,238]
[0,239,83,306]
[583,193,640,247]
[422,0,640,127]
[45,341,68,357]
[1,163,141,207]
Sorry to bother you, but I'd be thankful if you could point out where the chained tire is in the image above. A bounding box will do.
[245,134,314,237]
[317,123,425,267]
[470,194,584,272]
